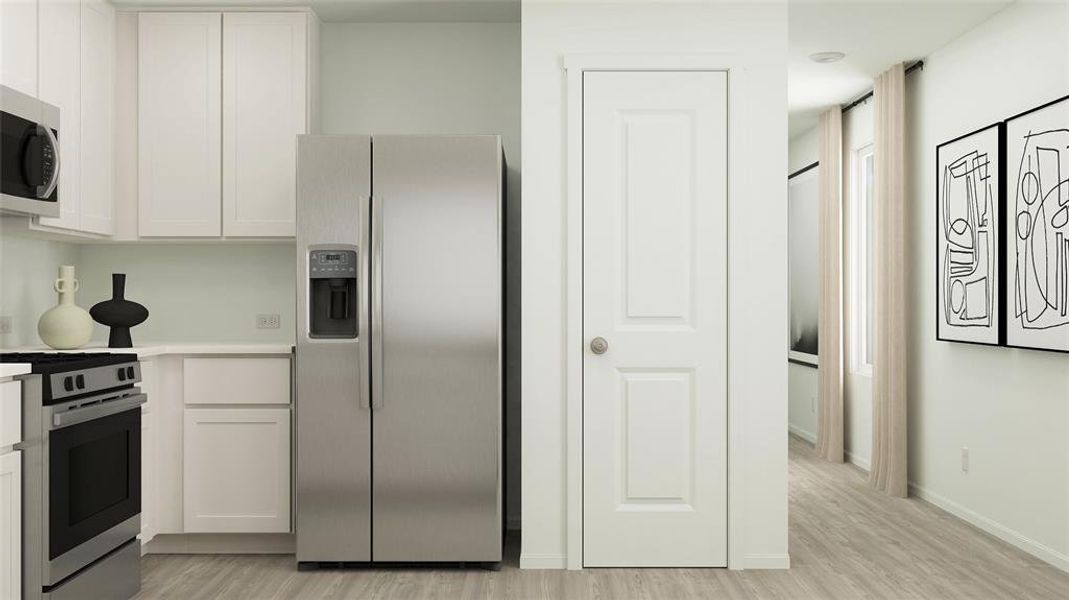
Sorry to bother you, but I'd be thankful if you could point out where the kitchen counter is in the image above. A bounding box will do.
[4,343,294,357]
[0,364,31,379]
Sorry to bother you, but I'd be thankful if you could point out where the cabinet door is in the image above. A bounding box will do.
[222,12,306,237]
[140,360,157,545]
[0,451,21,600]
[37,0,81,230]
[138,13,222,237]
[183,408,290,533]
[0,0,37,96]
[77,0,114,235]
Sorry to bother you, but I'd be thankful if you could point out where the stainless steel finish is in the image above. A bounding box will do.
[359,195,372,410]
[47,361,140,403]
[295,135,372,563]
[1,84,61,217]
[370,194,384,411]
[44,539,140,600]
[590,337,609,355]
[36,123,61,198]
[371,135,502,562]
[45,516,140,587]
[49,392,146,429]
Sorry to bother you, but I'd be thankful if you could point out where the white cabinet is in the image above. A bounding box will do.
[140,360,158,546]
[222,12,307,237]
[0,382,20,449]
[34,0,114,236]
[137,12,223,237]
[0,452,21,600]
[183,357,291,406]
[77,0,115,235]
[136,11,313,239]
[0,0,38,96]
[183,408,290,533]
[37,0,81,230]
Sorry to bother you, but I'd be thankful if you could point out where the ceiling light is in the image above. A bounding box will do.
[809,51,846,64]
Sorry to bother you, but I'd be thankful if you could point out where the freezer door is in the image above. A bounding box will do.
[371,135,502,562]
[296,135,372,563]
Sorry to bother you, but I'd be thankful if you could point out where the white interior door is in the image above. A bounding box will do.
[582,70,727,567]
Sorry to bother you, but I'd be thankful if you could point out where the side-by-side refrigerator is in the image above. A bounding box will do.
[295,135,502,566]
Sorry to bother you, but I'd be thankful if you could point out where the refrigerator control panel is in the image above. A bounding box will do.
[310,249,358,279]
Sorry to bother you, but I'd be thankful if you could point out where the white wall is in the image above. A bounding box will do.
[76,244,295,344]
[787,127,819,442]
[522,0,788,569]
[907,1,1069,570]
[0,230,81,348]
[320,21,523,528]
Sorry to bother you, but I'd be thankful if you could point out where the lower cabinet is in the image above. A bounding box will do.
[1,450,21,600]
[183,408,291,533]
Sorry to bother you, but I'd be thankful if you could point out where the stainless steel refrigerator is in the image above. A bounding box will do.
[295,135,502,566]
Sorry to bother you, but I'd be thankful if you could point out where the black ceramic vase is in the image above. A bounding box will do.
[90,274,149,348]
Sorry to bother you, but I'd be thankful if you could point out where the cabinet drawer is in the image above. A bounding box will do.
[183,357,291,405]
[0,381,21,448]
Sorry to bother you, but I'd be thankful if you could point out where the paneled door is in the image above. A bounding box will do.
[582,70,727,567]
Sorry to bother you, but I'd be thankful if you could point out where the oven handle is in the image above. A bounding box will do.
[51,393,146,430]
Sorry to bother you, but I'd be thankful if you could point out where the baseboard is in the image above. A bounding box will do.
[743,553,791,569]
[909,482,1069,573]
[506,515,521,531]
[787,424,816,444]
[145,533,295,555]
[845,450,870,471]
[520,553,567,569]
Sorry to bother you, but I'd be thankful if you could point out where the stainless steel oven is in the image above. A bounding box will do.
[4,353,145,600]
[1,84,61,217]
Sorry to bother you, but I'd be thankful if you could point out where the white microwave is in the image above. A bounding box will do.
[1,84,61,217]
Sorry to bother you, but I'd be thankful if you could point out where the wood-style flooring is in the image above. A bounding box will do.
[134,436,1069,599]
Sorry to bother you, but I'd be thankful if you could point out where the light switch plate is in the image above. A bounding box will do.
[0,316,11,334]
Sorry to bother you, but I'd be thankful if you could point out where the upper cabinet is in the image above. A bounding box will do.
[223,13,307,237]
[0,0,38,96]
[136,11,315,239]
[32,0,115,236]
[137,12,223,237]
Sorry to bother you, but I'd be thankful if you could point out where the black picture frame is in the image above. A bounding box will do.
[935,122,1006,347]
[1003,94,1069,354]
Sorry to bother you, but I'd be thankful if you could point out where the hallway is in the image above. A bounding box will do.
[133,436,1069,599]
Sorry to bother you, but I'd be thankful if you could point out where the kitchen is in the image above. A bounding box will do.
[1,1,519,597]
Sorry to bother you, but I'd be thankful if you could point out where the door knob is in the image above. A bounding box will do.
[590,337,609,355]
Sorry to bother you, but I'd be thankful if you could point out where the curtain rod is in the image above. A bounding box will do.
[841,60,924,113]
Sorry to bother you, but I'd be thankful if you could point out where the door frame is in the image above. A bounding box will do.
[563,54,749,570]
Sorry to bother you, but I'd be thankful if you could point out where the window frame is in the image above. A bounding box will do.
[850,143,875,376]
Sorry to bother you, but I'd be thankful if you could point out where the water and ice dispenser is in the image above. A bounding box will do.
[308,249,359,338]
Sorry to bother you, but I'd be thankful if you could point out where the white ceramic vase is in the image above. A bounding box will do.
[38,265,94,350]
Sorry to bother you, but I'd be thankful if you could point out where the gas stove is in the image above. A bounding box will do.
[0,352,140,405]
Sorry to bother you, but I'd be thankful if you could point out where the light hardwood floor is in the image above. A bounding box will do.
[134,436,1069,599]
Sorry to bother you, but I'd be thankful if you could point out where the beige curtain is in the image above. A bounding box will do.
[816,106,844,463]
[871,63,908,497]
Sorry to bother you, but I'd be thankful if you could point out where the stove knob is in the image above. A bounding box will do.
[63,376,74,392]
[118,368,127,381]
[126,366,135,379]
[75,374,85,389]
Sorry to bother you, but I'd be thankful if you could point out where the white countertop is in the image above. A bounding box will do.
[3,343,294,357]
[0,364,31,378]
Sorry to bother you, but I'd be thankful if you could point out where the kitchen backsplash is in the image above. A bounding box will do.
[0,234,295,348]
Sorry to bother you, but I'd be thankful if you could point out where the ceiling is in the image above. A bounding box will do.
[112,0,520,23]
[789,0,1013,138]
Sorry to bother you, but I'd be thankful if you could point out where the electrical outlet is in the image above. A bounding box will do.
[961,447,969,473]
[256,314,281,330]
[0,316,11,334]
[810,394,816,413]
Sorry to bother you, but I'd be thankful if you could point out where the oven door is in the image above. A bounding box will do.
[46,402,142,585]
[1,84,60,216]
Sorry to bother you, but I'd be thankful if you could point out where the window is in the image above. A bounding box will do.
[851,144,875,373]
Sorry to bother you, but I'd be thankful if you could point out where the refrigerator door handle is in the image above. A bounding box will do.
[358,195,372,410]
[371,194,384,410]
